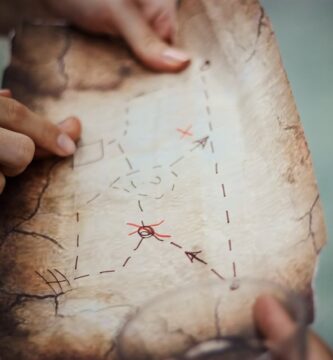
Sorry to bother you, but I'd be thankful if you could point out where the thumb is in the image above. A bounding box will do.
[254,295,297,344]
[254,295,333,360]
[108,0,190,72]
[254,295,300,360]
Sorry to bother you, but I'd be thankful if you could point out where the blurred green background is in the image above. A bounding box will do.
[0,0,332,347]
[261,0,333,345]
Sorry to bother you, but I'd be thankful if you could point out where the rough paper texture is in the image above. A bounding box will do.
[0,0,326,359]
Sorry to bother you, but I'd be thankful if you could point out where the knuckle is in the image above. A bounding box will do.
[13,134,35,171]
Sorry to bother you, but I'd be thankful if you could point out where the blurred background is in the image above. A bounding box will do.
[0,0,332,347]
[261,0,333,345]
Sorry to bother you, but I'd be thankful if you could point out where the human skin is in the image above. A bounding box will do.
[0,90,81,194]
[0,0,189,195]
[254,295,333,360]
[45,0,190,72]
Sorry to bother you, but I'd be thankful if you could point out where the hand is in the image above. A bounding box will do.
[254,295,333,360]
[0,89,81,195]
[45,0,190,72]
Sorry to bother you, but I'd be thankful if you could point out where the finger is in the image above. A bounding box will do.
[0,172,6,194]
[57,116,82,140]
[0,98,81,157]
[108,0,190,72]
[139,0,178,42]
[152,10,175,42]
[34,116,82,158]
[309,332,333,360]
[0,89,12,98]
[255,295,333,360]
[0,127,35,177]
[253,295,296,344]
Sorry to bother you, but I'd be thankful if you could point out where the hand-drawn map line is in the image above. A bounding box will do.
[35,269,71,296]
[70,218,231,279]
[81,131,213,207]
[103,220,230,281]
[46,67,238,292]
[74,139,105,168]
[200,73,237,279]
[74,211,81,273]
[37,239,233,289]
[1,160,60,248]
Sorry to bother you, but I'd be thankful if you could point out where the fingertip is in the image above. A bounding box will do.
[160,47,191,71]
[34,116,81,159]
[0,89,12,98]
[57,133,76,156]
[57,116,82,142]
[253,295,271,334]
[113,0,188,72]
[141,47,190,72]
[254,295,296,343]
[67,116,82,141]
[54,117,81,156]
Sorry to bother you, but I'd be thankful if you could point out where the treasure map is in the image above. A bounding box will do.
[0,0,327,359]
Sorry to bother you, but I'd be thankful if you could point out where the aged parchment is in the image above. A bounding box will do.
[0,0,326,359]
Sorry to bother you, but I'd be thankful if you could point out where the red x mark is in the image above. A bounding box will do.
[127,220,171,240]
[177,125,193,139]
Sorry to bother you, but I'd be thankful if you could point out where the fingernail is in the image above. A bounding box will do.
[162,48,190,63]
[57,133,76,155]
[0,89,12,98]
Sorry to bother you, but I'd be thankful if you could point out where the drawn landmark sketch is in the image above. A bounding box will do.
[74,139,105,168]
